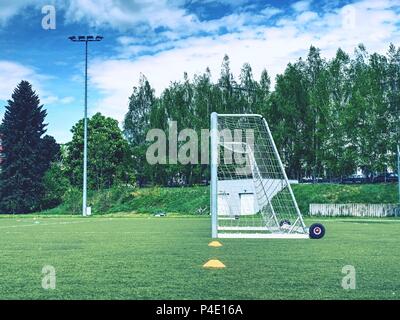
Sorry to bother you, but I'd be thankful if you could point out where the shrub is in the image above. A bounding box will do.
[41,163,71,210]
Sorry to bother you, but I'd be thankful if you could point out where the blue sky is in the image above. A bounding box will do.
[0,0,399,143]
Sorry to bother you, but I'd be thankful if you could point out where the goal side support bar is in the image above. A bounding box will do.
[261,116,307,231]
[210,112,218,238]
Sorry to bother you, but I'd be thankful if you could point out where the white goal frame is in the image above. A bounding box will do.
[210,112,309,239]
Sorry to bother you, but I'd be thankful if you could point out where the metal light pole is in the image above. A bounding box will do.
[396,77,400,205]
[397,144,400,204]
[69,35,103,216]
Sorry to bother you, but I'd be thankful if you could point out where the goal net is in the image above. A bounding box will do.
[210,113,308,239]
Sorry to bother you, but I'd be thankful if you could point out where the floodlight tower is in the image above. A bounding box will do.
[68,35,103,216]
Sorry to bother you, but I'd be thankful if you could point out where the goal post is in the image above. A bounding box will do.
[210,112,323,239]
[210,112,218,238]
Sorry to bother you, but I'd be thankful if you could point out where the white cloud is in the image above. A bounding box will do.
[291,0,312,12]
[0,61,76,143]
[0,0,49,25]
[0,61,46,100]
[0,61,72,109]
[189,0,250,5]
[42,95,75,105]
[86,27,308,119]
[1,0,399,128]
[260,6,283,19]
[41,95,58,105]
[296,11,319,23]
[114,6,284,58]
[60,96,75,104]
[0,0,30,25]
[87,0,400,123]
[63,0,197,31]
[63,1,282,41]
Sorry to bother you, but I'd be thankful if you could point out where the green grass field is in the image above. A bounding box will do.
[0,215,399,300]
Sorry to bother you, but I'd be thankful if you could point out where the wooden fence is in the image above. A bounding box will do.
[309,203,400,217]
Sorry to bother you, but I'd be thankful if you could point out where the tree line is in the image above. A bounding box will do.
[0,43,399,213]
[125,44,400,185]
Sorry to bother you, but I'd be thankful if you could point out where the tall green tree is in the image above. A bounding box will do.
[323,48,353,176]
[271,61,311,179]
[66,112,134,190]
[124,74,156,186]
[0,81,58,213]
[306,46,329,178]
[387,44,400,172]
[124,74,155,145]
[218,54,240,114]
[255,69,271,115]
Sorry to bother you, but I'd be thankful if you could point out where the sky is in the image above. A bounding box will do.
[0,0,399,143]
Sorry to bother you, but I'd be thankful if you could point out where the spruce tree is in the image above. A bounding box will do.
[0,81,53,213]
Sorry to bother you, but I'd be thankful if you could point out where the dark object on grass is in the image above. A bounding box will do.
[154,212,167,217]
[279,219,291,227]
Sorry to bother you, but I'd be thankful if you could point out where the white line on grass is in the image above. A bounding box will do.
[334,218,400,223]
[0,219,110,229]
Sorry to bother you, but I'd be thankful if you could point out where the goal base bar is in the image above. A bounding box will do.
[218,226,306,232]
[217,233,310,239]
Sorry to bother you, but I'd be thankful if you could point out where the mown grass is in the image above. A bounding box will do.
[43,183,398,216]
[0,216,399,299]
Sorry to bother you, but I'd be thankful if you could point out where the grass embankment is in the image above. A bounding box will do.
[45,186,210,216]
[43,183,398,216]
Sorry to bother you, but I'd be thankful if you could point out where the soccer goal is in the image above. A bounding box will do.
[210,112,325,239]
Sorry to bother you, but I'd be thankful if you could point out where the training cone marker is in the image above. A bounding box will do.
[203,259,226,268]
[208,241,223,247]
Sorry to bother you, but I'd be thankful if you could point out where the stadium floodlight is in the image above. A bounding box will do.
[210,112,326,239]
[68,35,103,216]
[69,35,103,43]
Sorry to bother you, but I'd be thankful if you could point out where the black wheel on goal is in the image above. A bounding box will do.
[309,223,325,239]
